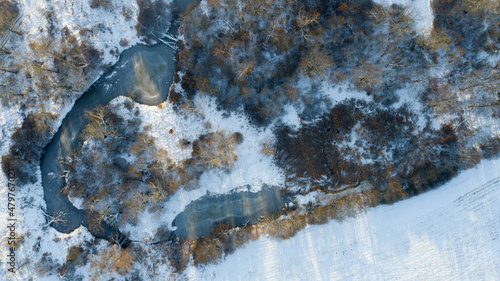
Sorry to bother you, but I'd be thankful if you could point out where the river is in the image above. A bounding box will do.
[40,0,288,242]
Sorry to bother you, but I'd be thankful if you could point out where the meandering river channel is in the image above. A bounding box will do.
[40,0,288,242]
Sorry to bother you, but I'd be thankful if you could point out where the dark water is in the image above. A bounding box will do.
[173,185,289,239]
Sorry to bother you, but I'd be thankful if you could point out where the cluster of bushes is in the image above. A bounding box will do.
[172,0,497,131]
[191,131,242,170]
[174,0,431,125]
[0,2,105,108]
[66,101,151,226]
[275,99,413,191]
[433,0,499,54]
[2,112,58,184]
[59,242,136,279]
[24,27,102,99]
[90,0,113,10]
[1,25,102,107]
[425,0,500,133]
[65,101,169,229]
[273,98,471,196]
[0,0,21,106]
[190,222,258,265]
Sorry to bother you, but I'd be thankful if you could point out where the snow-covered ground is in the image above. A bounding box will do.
[184,158,500,280]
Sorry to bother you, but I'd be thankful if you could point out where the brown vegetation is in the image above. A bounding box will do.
[68,105,245,230]
[90,0,112,10]
[192,238,223,264]
[174,0,434,126]
[0,0,19,38]
[274,99,465,196]
[299,48,334,78]
[66,246,84,265]
[179,183,399,267]
[89,244,135,278]
[191,131,239,170]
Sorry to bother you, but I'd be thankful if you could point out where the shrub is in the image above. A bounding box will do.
[333,193,365,220]
[260,139,275,155]
[89,244,135,277]
[66,246,83,265]
[359,188,381,207]
[192,131,239,170]
[0,0,19,37]
[275,99,425,192]
[432,0,495,51]
[81,105,118,140]
[351,62,383,92]
[223,228,252,254]
[480,137,500,159]
[298,48,333,78]
[231,132,244,144]
[2,232,23,249]
[119,38,129,47]
[2,112,58,184]
[382,181,407,204]
[265,217,303,239]
[89,0,112,10]
[167,240,191,273]
[307,205,333,225]
[192,238,223,264]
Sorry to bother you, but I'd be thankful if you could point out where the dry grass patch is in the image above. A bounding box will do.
[89,244,135,278]
[265,216,306,239]
[192,131,239,170]
[192,238,223,265]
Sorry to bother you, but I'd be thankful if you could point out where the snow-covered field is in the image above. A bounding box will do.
[184,158,500,280]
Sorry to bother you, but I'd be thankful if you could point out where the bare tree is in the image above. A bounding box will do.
[40,209,67,228]
[192,131,239,170]
[463,0,499,15]
[298,48,333,78]
[82,105,117,140]
[90,244,135,279]
[295,6,319,41]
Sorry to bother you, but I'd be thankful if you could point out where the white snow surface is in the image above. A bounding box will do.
[19,0,146,66]
[281,104,302,130]
[184,158,500,281]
